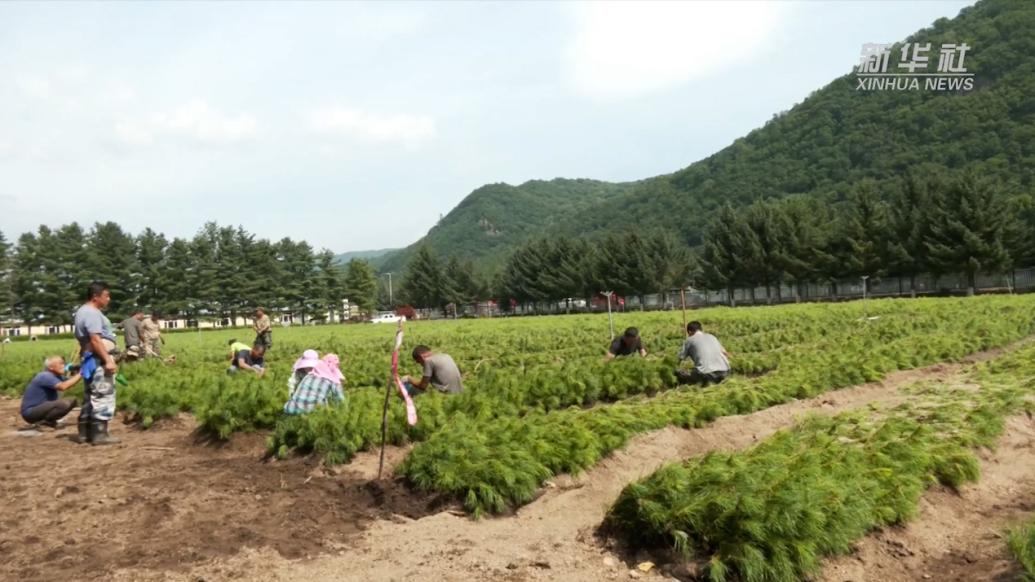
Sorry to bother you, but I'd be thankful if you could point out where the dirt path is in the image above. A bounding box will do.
[0,410,428,582]
[105,354,1002,582]
[821,413,1035,582]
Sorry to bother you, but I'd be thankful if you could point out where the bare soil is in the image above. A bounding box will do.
[820,413,1035,582]
[1,345,1029,582]
[0,411,432,582]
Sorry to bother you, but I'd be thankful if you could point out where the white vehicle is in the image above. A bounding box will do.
[370,312,405,324]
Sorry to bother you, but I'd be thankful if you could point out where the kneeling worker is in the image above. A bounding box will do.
[229,342,266,377]
[605,327,648,361]
[20,356,82,427]
[283,354,345,415]
[401,345,463,395]
[677,321,731,386]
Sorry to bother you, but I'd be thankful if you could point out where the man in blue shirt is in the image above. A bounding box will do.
[20,356,82,426]
[73,281,121,445]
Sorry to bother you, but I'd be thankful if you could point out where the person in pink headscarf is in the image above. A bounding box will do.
[287,349,321,395]
[283,353,345,415]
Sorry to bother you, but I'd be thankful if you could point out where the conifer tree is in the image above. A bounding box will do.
[841,181,890,286]
[343,258,378,316]
[160,238,194,317]
[887,174,933,296]
[924,173,1015,295]
[700,205,752,305]
[443,256,480,309]
[404,246,445,309]
[135,228,169,312]
[85,221,139,318]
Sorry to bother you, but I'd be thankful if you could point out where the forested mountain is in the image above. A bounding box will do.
[551,0,1035,246]
[387,0,1035,260]
[333,248,399,268]
[376,178,635,273]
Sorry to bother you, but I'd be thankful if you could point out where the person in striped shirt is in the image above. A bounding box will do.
[283,353,345,415]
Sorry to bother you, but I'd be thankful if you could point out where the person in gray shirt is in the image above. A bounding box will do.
[73,281,121,445]
[401,345,463,395]
[120,310,145,358]
[677,321,731,386]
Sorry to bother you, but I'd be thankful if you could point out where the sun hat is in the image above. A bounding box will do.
[311,353,344,384]
[292,349,321,372]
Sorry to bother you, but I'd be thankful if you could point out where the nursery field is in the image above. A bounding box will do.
[3,296,1035,582]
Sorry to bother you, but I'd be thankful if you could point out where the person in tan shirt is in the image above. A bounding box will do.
[140,312,164,358]
[253,308,272,350]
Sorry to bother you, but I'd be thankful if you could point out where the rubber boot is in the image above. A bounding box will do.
[90,421,120,446]
[74,420,92,444]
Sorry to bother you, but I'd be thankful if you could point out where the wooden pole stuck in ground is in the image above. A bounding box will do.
[377,374,391,480]
[680,288,688,337]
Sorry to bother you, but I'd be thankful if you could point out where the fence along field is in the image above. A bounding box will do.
[3,297,1035,538]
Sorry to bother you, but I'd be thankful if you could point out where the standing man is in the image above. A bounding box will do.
[73,281,120,445]
[677,321,731,386]
[120,309,145,360]
[140,312,164,358]
[253,308,272,350]
[605,327,648,361]
[401,345,463,395]
[20,356,82,427]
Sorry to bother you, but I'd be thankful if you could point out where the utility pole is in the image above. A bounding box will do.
[602,291,615,340]
[861,275,870,318]
[384,272,393,307]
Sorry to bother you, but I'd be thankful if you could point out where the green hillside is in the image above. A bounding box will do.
[557,0,1035,245]
[333,248,399,268]
[377,178,635,273]
[382,0,1035,271]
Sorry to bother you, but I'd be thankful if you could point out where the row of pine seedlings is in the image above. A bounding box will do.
[603,327,1035,582]
[400,297,1035,516]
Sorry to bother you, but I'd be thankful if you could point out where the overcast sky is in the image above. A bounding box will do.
[0,0,972,253]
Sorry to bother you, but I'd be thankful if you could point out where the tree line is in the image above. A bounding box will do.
[699,172,1029,303]
[0,222,383,330]
[399,171,1031,309]
[400,231,690,311]
[2,172,1028,325]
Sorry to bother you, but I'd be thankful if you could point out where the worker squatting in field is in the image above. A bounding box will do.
[604,321,731,387]
[677,321,732,386]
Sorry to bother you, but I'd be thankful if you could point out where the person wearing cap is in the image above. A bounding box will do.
[253,308,272,350]
[283,353,345,415]
[605,327,648,361]
[287,349,321,395]
[140,312,165,358]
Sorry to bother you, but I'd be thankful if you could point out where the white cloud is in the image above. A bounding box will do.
[102,82,138,106]
[115,100,258,146]
[17,76,52,100]
[565,1,789,99]
[307,106,435,147]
